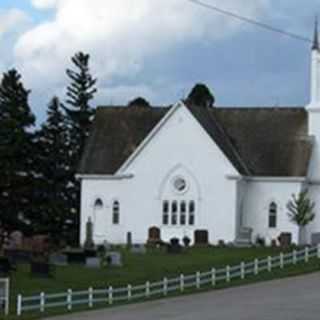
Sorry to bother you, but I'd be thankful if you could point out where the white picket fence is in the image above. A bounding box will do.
[16,245,320,316]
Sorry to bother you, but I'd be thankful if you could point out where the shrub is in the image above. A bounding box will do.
[182,236,191,247]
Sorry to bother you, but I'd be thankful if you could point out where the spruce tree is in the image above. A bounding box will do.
[0,69,35,233]
[64,52,97,244]
[34,97,73,240]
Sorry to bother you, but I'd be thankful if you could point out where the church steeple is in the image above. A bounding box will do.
[308,17,320,108]
[312,17,319,51]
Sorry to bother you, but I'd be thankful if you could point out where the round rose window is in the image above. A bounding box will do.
[173,177,187,193]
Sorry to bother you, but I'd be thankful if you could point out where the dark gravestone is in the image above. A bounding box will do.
[194,230,209,245]
[86,257,101,268]
[126,232,132,249]
[311,233,320,245]
[49,253,68,266]
[106,252,122,266]
[31,261,53,278]
[278,233,292,248]
[131,244,146,254]
[64,250,87,264]
[148,227,161,244]
[84,218,95,250]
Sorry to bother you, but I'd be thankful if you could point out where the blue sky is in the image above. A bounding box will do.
[0,0,319,124]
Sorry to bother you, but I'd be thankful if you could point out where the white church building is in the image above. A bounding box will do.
[77,27,320,246]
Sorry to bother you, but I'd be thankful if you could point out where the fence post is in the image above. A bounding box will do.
[211,268,216,287]
[226,266,230,283]
[88,287,93,308]
[196,272,201,289]
[305,247,309,262]
[67,289,72,311]
[280,253,284,269]
[127,285,132,301]
[40,292,45,313]
[108,286,113,305]
[293,250,297,264]
[163,278,168,296]
[180,274,184,292]
[267,256,272,272]
[17,294,22,316]
[240,262,245,280]
[145,281,150,298]
[254,259,259,275]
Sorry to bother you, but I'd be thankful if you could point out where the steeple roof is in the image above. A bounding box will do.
[312,17,319,51]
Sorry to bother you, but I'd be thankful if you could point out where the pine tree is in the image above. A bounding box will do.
[0,69,35,233]
[287,190,315,246]
[64,52,97,244]
[34,97,73,241]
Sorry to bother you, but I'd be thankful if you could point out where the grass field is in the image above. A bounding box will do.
[6,246,320,319]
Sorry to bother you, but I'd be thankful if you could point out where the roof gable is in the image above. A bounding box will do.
[78,105,313,177]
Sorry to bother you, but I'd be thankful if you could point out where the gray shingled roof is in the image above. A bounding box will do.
[78,104,313,177]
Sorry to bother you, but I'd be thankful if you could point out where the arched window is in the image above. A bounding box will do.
[112,200,120,225]
[180,201,186,225]
[172,201,178,214]
[189,201,195,225]
[163,213,169,225]
[180,201,186,213]
[172,213,177,225]
[171,201,178,225]
[94,198,103,209]
[163,201,169,225]
[269,202,277,228]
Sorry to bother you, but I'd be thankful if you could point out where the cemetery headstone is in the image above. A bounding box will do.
[126,232,132,249]
[311,232,320,245]
[131,244,146,254]
[148,227,161,244]
[106,252,122,267]
[86,257,101,269]
[278,232,292,248]
[31,261,53,278]
[49,253,68,266]
[84,218,95,250]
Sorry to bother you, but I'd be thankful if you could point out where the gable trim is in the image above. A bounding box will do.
[116,101,184,174]
[76,174,134,180]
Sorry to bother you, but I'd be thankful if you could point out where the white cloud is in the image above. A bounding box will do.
[14,0,270,113]
[0,9,29,38]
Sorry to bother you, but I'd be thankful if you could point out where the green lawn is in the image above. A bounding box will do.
[6,246,320,319]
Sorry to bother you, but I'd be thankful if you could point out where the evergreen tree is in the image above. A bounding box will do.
[287,190,315,245]
[186,83,215,108]
[64,52,97,244]
[65,52,97,157]
[128,97,151,108]
[34,97,73,240]
[0,69,35,233]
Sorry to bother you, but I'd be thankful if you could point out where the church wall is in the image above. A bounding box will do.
[80,105,240,245]
[242,181,301,245]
